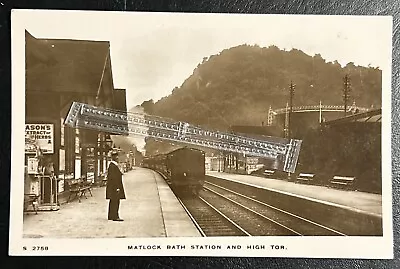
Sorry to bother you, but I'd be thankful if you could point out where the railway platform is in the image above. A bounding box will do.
[23,168,201,238]
[206,171,382,217]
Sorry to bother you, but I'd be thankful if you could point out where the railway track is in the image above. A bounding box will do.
[203,181,345,236]
[179,196,250,236]
[180,181,346,237]
[205,175,382,236]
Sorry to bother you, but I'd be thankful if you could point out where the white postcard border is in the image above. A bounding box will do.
[9,9,394,258]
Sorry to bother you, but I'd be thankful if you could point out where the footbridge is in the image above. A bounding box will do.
[267,103,370,126]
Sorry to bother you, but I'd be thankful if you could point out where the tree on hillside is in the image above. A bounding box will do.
[150,44,381,132]
[141,99,155,114]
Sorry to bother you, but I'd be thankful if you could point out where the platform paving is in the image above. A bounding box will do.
[23,168,201,238]
[207,171,382,216]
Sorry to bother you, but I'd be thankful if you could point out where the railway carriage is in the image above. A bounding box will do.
[142,147,205,196]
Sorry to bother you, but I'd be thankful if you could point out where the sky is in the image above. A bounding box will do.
[19,10,392,109]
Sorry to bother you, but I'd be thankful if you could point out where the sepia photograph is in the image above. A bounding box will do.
[10,10,393,258]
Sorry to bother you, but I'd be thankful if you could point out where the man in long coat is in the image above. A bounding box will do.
[106,151,126,221]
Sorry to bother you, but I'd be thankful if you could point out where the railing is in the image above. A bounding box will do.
[273,105,369,114]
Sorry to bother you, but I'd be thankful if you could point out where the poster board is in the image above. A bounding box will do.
[25,123,54,154]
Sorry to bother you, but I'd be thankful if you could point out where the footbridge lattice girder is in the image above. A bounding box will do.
[64,102,302,173]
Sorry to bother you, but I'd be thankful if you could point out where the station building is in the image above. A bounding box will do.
[229,109,382,194]
[24,31,127,210]
[206,125,283,175]
[300,108,382,193]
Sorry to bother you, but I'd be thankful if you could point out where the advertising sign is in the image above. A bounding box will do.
[58,179,65,193]
[27,157,39,174]
[60,118,64,147]
[25,124,54,154]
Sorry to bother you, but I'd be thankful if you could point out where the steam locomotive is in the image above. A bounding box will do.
[142,147,205,196]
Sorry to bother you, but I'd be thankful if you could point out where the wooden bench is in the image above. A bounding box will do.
[24,194,40,214]
[100,176,107,187]
[297,173,315,183]
[331,176,356,188]
[263,169,275,178]
[67,179,93,203]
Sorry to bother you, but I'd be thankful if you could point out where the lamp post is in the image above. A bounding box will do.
[343,74,351,116]
[130,146,136,168]
[244,153,247,174]
[288,81,296,139]
[104,135,113,169]
[135,151,137,166]
[129,150,133,169]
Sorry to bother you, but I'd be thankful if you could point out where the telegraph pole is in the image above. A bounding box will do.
[343,74,351,116]
[288,81,296,139]
[286,81,295,181]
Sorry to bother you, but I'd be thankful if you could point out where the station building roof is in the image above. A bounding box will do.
[230,125,288,144]
[230,125,283,137]
[322,108,382,126]
[25,30,114,99]
[113,89,127,111]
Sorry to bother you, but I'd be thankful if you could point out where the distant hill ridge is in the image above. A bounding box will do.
[140,44,381,131]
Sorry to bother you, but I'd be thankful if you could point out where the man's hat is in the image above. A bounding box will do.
[111,149,119,156]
